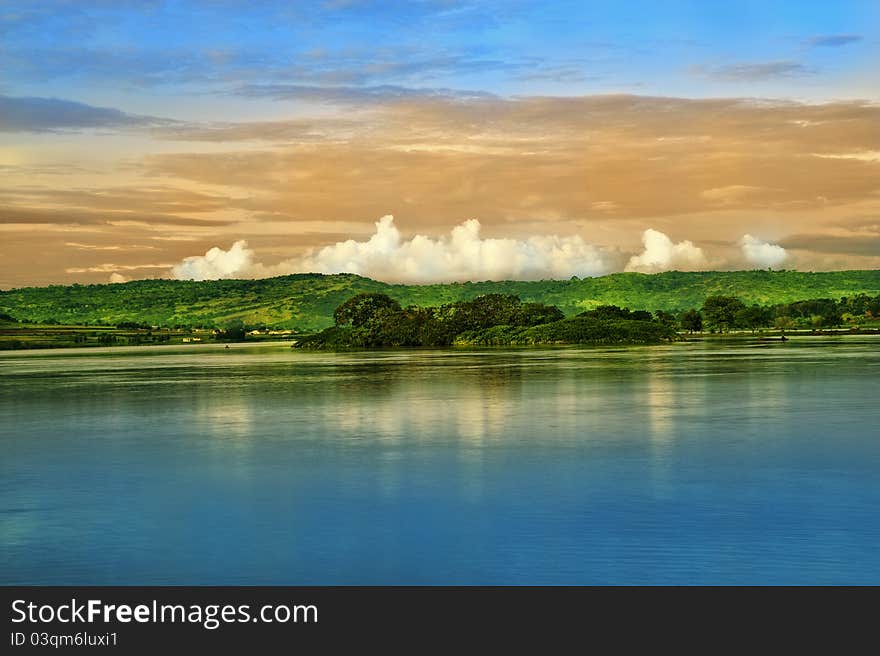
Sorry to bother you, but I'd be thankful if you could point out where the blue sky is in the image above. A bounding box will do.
[3,0,877,107]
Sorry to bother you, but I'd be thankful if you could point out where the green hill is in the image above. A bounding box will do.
[2,270,879,331]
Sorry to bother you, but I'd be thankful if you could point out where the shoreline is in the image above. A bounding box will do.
[3,330,879,355]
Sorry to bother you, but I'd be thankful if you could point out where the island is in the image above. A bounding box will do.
[295,293,676,348]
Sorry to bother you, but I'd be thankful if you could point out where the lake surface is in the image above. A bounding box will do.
[1,337,879,584]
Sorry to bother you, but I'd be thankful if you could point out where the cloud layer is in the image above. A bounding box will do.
[171,240,255,281]
[694,61,811,81]
[172,215,615,283]
[5,93,880,286]
[807,34,862,48]
[740,234,788,268]
[0,94,169,132]
[625,229,707,273]
[138,94,880,227]
[168,217,802,284]
[2,1,879,288]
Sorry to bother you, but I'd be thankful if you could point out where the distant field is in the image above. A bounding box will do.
[0,324,204,350]
[2,269,879,331]
[0,323,301,350]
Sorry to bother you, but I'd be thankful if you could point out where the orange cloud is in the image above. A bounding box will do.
[3,94,880,286]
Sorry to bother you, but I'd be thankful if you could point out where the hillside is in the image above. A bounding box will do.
[2,270,879,331]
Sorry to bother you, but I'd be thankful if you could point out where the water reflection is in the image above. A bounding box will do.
[195,390,254,442]
[1,338,879,584]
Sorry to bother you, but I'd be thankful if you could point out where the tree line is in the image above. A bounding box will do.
[297,293,676,348]
[6,287,877,342]
[679,292,880,333]
[297,290,880,349]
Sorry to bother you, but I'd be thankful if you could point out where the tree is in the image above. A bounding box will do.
[457,294,523,329]
[438,294,531,333]
[701,296,745,332]
[843,294,871,316]
[333,293,402,328]
[774,316,794,331]
[654,310,677,327]
[580,305,632,321]
[630,310,654,322]
[579,305,654,322]
[822,307,843,328]
[516,303,565,326]
[681,308,702,333]
[222,319,246,341]
[735,304,772,333]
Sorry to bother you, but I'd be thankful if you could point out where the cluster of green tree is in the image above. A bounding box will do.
[2,270,879,331]
[675,292,880,333]
[454,316,676,346]
[578,305,654,322]
[0,328,182,350]
[217,319,247,341]
[297,294,676,348]
[115,321,153,330]
[299,293,564,348]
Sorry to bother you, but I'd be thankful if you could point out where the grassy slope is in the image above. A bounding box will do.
[2,270,879,331]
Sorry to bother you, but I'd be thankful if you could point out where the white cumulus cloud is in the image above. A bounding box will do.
[295,215,612,283]
[171,240,255,281]
[740,234,787,268]
[625,229,707,273]
[171,215,615,283]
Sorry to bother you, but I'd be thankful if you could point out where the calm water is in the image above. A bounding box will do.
[1,337,878,584]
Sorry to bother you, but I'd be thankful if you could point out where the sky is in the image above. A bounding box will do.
[1,0,879,287]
